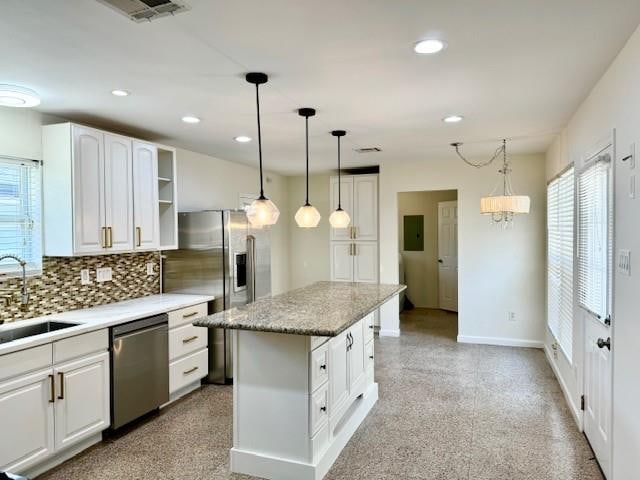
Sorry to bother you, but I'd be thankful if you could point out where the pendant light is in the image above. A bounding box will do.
[295,108,322,228]
[245,72,280,227]
[329,130,351,229]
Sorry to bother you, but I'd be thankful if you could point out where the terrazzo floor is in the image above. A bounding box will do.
[39,308,603,480]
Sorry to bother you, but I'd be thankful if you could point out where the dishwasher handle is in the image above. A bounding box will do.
[111,313,168,338]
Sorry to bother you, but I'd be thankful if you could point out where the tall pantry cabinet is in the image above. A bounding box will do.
[329,174,379,284]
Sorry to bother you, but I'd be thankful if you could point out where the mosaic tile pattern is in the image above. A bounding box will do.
[0,252,161,323]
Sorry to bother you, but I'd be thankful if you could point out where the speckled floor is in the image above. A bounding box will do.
[39,308,603,480]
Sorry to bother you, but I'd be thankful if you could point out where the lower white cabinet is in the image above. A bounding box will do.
[328,330,350,416]
[0,369,55,473]
[330,241,379,283]
[0,331,110,474]
[54,351,110,451]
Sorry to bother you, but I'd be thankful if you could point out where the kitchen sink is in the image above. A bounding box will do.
[0,321,81,344]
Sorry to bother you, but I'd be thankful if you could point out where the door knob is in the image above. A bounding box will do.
[438,259,443,264]
[596,337,611,350]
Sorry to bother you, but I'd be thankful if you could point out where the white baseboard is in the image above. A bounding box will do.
[457,335,544,349]
[544,346,583,430]
[378,329,400,337]
[22,432,102,478]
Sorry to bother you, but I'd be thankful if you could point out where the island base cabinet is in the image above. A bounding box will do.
[231,318,378,480]
[54,352,110,451]
[0,369,55,473]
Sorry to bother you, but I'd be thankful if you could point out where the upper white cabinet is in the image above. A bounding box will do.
[132,141,159,250]
[43,123,177,255]
[330,174,378,241]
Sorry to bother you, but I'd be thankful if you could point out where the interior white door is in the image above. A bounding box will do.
[0,369,55,473]
[331,243,354,282]
[330,176,353,241]
[438,201,458,312]
[133,141,159,250]
[353,242,379,283]
[353,175,378,241]
[104,133,134,252]
[328,331,350,415]
[584,313,612,478]
[72,125,105,254]
[54,352,110,451]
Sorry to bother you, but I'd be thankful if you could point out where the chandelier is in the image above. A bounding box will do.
[452,139,530,226]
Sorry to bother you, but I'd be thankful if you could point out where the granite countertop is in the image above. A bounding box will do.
[0,293,214,356]
[193,281,406,337]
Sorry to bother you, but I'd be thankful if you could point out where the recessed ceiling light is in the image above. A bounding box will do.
[111,89,130,97]
[0,85,40,108]
[443,115,464,123]
[182,116,201,124]
[234,135,252,143]
[414,39,446,55]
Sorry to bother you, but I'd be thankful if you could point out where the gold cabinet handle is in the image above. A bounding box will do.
[353,243,357,256]
[136,227,142,247]
[57,372,64,400]
[182,335,199,344]
[107,227,113,248]
[49,374,55,403]
[183,366,198,375]
[101,227,107,248]
[182,311,198,319]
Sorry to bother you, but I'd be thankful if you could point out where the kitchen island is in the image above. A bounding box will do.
[194,281,405,480]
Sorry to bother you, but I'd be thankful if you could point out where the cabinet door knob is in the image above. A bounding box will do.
[320,364,327,370]
[320,406,327,412]
[596,337,611,350]
[369,355,374,359]
[136,226,142,247]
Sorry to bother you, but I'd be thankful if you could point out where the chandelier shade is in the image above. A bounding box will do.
[480,195,530,215]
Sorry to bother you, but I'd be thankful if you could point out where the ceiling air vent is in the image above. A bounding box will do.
[97,0,190,23]
[355,147,382,153]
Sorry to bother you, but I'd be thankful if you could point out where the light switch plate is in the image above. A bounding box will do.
[96,267,113,282]
[80,269,91,285]
[618,249,631,276]
[146,263,155,276]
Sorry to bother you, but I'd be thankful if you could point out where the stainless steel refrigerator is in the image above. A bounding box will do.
[162,210,271,384]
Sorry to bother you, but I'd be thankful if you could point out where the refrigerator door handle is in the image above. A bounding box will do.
[247,235,257,303]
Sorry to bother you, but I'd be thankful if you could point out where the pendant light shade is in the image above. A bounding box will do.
[245,72,280,227]
[329,130,351,229]
[295,108,321,228]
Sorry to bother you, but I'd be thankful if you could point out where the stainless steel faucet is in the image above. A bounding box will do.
[0,254,30,316]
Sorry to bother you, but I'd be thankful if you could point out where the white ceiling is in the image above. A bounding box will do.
[3,0,640,174]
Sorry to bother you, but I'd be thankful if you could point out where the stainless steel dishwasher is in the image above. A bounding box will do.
[109,314,169,430]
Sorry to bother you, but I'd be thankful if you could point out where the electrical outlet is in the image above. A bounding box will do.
[96,267,113,283]
[80,269,91,285]
[508,312,516,322]
[146,263,155,276]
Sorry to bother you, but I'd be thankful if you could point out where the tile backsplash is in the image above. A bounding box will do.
[0,252,160,323]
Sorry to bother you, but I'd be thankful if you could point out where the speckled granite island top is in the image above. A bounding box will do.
[193,281,406,337]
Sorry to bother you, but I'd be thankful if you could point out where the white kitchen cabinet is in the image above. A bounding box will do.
[133,141,160,250]
[0,369,55,473]
[330,241,378,284]
[330,243,354,282]
[348,321,365,392]
[72,125,106,254]
[104,133,134,252]
[352,175,378,241]
[328,330,350,416]
[53,351,110,451]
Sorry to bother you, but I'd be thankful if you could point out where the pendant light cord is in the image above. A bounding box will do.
[255,83,265,199]
[337,135,342,209]
[305,116,310,206]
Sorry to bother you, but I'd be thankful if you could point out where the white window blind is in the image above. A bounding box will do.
[547,167,574,361]
[0,157,42,276]
[577,155,611,321]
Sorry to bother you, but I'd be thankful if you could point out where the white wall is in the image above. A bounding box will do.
[398,190,457,308]
[545,25,640,480]
[174,148,290,295]
[286,174,331,289]
[379,154,547,343]
[0,107,61,160]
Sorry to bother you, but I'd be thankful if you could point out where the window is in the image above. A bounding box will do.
[547,166,574,361]
[0,156,42,276]
[577,151,612,321]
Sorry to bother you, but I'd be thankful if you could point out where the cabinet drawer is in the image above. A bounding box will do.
[168,303,208,329]
[169,348,207,394]
[54,329,108,364]
[365,340,374,371]
[309,382,328,437]
[363,312,375,344]
[0,344,52,382]
[169,324,207,361]
[309,343,329,393]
